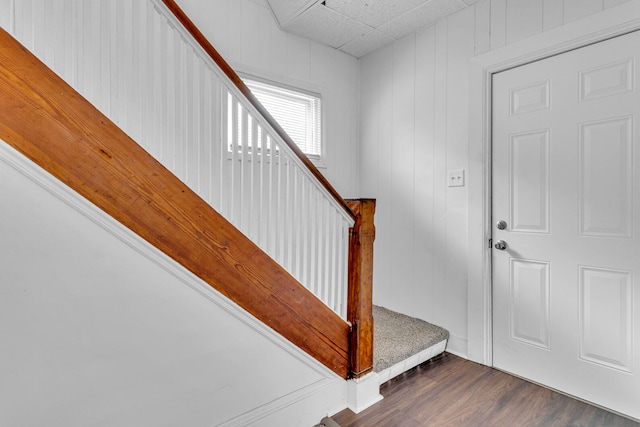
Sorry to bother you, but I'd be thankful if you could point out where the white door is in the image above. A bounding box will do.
[492,31,640,419]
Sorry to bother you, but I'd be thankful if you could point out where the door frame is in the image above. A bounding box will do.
[466,1,640,366]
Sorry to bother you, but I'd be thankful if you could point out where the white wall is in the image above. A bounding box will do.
[0,144,347,427]
[358,0,632,356]
[175,0,361,199]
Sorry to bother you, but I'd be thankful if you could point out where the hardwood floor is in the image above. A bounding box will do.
[332,353,639,427]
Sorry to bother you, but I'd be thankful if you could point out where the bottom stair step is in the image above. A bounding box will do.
[373,305,449,385]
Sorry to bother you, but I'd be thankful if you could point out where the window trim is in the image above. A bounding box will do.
[238,72,326,168]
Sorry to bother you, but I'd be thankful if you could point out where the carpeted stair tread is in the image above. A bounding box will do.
[373,305,449,372]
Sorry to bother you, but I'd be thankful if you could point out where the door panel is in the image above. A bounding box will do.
[510,129,550,233]
[579,117,633,237]
[492,30,640,420]
[510,258,551,349]
[579,266,633,372]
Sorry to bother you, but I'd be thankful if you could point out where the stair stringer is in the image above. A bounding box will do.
[0,141,348,426]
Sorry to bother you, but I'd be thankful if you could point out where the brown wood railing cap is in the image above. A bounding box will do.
[345,198,376,202]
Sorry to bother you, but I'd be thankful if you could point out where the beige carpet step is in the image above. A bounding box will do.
[373,305,449,385]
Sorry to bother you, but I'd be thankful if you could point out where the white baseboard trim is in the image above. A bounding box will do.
[223,378,347,427]
[445,348,468,359]
[445,334,468,358]
[347,372,384,414]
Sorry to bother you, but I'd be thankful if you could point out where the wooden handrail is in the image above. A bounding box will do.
[0,29,351,378]
[346,199,376,379]
[160,0,356,222]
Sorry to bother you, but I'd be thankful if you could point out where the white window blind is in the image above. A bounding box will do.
[244,78,322,158]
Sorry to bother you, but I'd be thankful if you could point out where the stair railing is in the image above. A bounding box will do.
[3,0,375,378]
[6,0,355,320]
[0,28,351,376]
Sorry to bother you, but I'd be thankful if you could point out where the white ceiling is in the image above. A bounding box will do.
[266,0,482,58]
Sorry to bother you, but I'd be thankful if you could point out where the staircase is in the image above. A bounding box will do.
[0,1,378,425]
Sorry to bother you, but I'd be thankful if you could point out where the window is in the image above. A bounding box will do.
[243,77,322,159]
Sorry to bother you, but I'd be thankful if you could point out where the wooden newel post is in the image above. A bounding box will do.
[346,198,376,379]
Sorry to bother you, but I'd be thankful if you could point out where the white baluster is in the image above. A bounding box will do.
[259,129,268,249]
[240,104,249,232]
[250,117,258,241]
[229,97,239,226]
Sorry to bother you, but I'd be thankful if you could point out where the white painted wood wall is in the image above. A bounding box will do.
[358,0,632,356]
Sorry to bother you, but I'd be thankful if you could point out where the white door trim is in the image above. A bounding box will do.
[467,0,640,366]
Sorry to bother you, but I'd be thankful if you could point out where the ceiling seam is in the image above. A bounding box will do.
[278,0,321,28]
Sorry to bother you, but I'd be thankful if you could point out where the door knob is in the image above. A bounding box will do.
[494,240,507,250]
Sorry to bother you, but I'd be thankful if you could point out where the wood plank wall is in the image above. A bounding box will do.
[358,0,632,356]
[0,0,10,30]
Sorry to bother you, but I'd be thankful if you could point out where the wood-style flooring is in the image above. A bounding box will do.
[332,353,639,427]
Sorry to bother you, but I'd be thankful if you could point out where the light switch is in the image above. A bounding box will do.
[448,169,465,187]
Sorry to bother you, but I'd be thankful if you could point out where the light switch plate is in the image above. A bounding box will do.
[448,169,465,187]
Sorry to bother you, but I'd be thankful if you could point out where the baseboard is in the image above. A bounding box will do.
[445,348,468,359]
[222,378,347,427]
[445,334,468,358]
